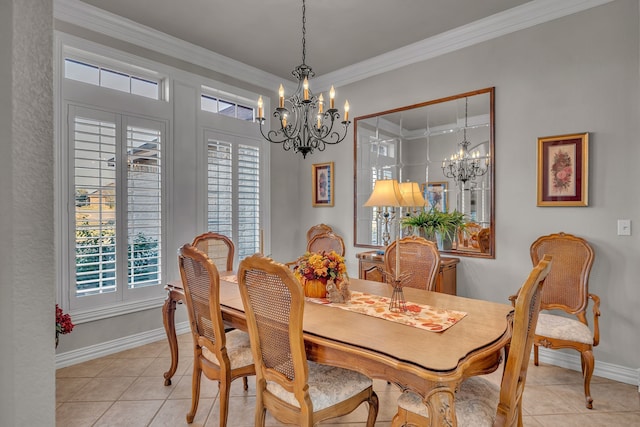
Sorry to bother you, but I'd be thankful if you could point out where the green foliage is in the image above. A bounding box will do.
[128,232,160,283]
[402,209,467,241]
[75,220,159,291]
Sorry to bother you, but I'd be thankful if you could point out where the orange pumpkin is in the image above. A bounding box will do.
[303,278,327,298]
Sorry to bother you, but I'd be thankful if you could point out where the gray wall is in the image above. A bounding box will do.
[9,3,633,424]
[1,0,55,425]
[295,0,640,370]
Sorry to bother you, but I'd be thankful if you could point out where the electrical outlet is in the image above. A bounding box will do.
[617,219,631,236]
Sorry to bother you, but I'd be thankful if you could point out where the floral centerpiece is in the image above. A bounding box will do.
[293,250,349,299]
[56,304,74,348]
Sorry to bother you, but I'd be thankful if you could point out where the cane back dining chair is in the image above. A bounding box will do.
[178,244,255,425]
[307,231,346,256]
[384,236,440,291]
[392,255,552,427]
[306,223,334,243]
[192,232,235,272]
[512,232,599,409]
[237,254,379,427]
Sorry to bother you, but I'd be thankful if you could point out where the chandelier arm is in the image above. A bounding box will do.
[256,0,349,158]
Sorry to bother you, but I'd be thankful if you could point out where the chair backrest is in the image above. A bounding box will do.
[192,232,235,272]
[530,232,594,315]
[495,255,552,425]
[384,236,440,291]
[307,224,333,242]
[478,227,491,253]
[307,231,345,256]
[237,254,309,404]
[178,244,226,355]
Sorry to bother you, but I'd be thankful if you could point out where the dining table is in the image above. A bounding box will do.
[162,274,514,426]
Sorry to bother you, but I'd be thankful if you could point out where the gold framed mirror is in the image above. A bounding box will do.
[354,87,495,258]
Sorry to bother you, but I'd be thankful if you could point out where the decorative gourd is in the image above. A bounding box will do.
[303,278,327,298]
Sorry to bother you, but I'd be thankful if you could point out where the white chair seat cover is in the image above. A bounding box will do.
[202,329,254,369]
[536,313,593,344]
[266,361,372,411]
[397,377,499,426]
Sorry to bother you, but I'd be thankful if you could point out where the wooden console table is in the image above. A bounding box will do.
[356,251,459,295]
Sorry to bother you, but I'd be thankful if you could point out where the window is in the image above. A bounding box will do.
[201,92,256,121]
[64,58,161,100]
[68,105,165,308]
[57,37,267,319]
[205,132,262,262]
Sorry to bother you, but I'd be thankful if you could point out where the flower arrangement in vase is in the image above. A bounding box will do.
[293,250,350,300]
[56,304,74,348]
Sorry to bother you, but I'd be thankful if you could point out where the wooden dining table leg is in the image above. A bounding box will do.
[162,290,180,386]
[424,386,457,427]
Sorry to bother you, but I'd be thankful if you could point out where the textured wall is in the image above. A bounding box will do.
[0,0,55,425]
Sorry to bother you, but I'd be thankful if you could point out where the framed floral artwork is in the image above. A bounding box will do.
[312,162,334,207]
[421,181,448,212]
[537,133,589,206]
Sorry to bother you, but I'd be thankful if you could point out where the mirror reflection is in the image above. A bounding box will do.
[354,87,495,258]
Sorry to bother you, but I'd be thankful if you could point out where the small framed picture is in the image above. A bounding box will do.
[421,181,448,212]
[312,162,334,207]
[537,133,589,206]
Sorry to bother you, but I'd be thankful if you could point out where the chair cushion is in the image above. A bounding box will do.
[397,377,499,426]
[266,361,373,411]
[202,329,254,369]
[536,313,593,344]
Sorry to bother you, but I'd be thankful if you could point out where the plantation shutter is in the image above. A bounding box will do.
[206,133,261,263]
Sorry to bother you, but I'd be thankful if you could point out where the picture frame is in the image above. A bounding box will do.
[537,133,589,207]
[312,162,334,207]
[421,181,448,212]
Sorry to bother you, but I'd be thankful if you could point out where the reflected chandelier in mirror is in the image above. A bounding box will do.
[354,87,495,258]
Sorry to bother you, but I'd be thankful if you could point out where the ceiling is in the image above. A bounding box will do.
[77,0,532,80]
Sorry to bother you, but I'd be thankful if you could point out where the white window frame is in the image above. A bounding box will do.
[55,32,269,323]
[64,105,168,313]
[197,90,271,263]
[55,34,173,322]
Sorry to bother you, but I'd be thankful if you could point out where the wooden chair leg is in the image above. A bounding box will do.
[581,348,595,409]
[187,365,201,423]
[243,376,248,390]
[533,344,539,366]
[218,377,231,427]
[366,392,379,427]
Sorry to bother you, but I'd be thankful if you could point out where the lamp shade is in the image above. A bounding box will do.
[398,181,426,207]
[364,179,405,207]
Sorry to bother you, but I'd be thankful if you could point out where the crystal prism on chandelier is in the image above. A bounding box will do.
[256,0,350,158]
[441,97,490,184]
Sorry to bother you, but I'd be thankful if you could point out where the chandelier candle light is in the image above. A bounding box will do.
[441,97,490,185]
[256,0,350,158]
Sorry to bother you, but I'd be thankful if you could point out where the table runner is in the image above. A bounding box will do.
[221,274,238,283]
[308,291,467,332]
[222,275,466,332]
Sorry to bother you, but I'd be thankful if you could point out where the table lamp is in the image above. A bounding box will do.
[364,179,405,249]
[364,179,407,312]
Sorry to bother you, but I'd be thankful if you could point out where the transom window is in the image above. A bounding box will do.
[65,58,161,100]
[200,89,256,121]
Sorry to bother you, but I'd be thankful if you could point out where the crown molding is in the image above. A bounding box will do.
[315,0,615,89]
[53,0,284,91]
[55,0,614,92]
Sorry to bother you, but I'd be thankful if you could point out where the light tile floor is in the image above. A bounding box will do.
[56,333,640,426]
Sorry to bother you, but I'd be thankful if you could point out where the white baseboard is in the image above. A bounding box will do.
[537,347,638,387]
[55,321,191,369]
[56,326,639,390]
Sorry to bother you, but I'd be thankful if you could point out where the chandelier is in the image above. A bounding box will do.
[441,97,489,185]
[256,0,350,158]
